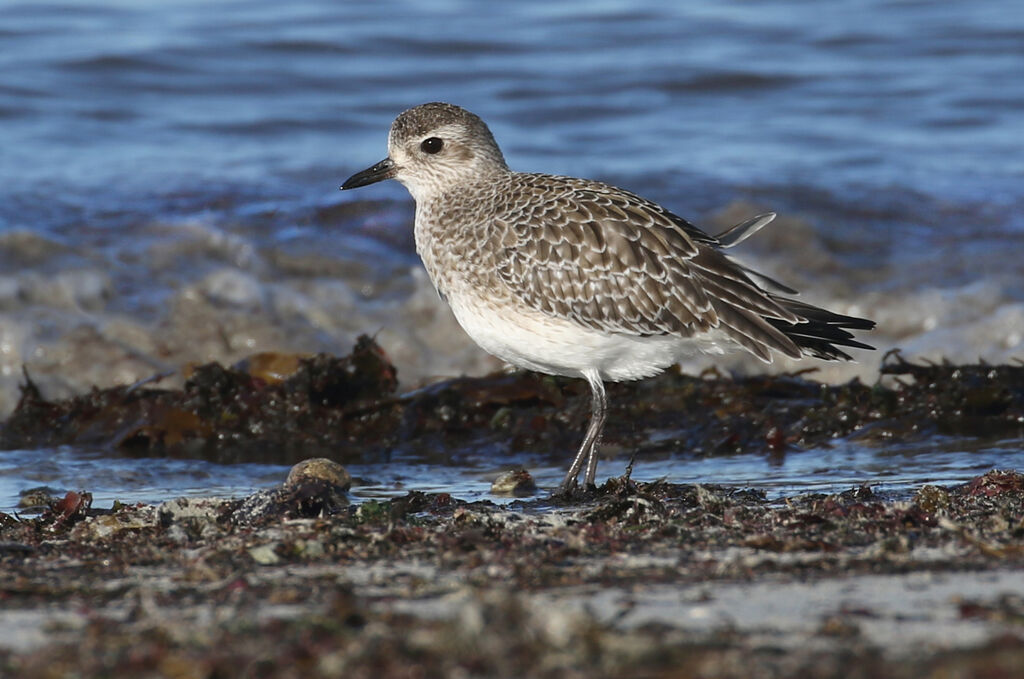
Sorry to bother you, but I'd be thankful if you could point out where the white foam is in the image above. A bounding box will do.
[0,218,1018,419]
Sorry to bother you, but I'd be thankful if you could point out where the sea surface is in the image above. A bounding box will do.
[1,0,1021,510]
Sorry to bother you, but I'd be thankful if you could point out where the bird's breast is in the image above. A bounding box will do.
[414,199,507,302]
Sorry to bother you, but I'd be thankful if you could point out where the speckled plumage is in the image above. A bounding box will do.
[342,102,875,493]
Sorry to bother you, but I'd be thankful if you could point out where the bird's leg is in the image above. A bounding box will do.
[583,374,607,487]
[559,370,607,492]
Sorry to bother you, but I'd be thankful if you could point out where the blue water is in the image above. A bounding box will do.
[3,2,1022,207]
[1,0,1022,510]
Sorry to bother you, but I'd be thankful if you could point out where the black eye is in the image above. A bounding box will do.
[420,137,444,154]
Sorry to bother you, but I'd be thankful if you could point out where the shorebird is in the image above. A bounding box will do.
[342,102,874,493]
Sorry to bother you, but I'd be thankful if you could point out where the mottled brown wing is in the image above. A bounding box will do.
[495,175,803,359]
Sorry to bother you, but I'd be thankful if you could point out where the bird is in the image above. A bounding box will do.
[341,102,875,493]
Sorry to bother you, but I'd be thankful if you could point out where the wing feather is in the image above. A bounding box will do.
[492,173,871,361]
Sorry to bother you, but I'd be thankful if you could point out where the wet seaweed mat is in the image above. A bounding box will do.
[1,339,1022,473]
[1,337,1022,676]
[0,471,1022,677]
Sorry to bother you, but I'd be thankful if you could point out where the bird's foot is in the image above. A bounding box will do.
[552,479,598,502]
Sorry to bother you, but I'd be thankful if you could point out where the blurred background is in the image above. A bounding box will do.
[1,0,1021,505]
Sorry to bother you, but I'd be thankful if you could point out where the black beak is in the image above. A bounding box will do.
[340,158,397,190]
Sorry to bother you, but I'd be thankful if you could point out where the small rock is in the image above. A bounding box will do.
[248,543,282,565]
[286,458,351,492]
[296,539,325,559]
[695,484,728,512]
[915,484,951,513]
[17,487,60,511]
[233,352,309,384]
[157,497,228,526]
[491,468,538,496]
[72,511,153,540]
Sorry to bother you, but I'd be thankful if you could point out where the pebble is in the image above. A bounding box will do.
[490,468,538,496]
[286,458,351,492]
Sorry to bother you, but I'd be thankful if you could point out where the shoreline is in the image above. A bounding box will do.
[1,340,1022,676]
[2,472,1022,676]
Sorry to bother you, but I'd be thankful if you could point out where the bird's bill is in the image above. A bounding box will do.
[340,158,397,190]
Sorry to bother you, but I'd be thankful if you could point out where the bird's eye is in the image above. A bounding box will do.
[420,137,444,154]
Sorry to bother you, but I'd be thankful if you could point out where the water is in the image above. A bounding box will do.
[1,0,1022,510]
[2,436,1020,512]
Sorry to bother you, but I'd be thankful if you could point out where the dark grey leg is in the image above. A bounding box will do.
[559,370,607,492]
[583,372,606,486]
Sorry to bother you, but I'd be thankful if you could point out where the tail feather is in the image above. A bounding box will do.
[709,212,874,362]
[765,297,875,361]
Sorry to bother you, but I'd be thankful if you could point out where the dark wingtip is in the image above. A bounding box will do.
[767,297,876,361]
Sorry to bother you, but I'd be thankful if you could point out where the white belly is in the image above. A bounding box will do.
[446,290,735,382]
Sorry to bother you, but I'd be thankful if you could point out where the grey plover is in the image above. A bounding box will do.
[342,102,874,493]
